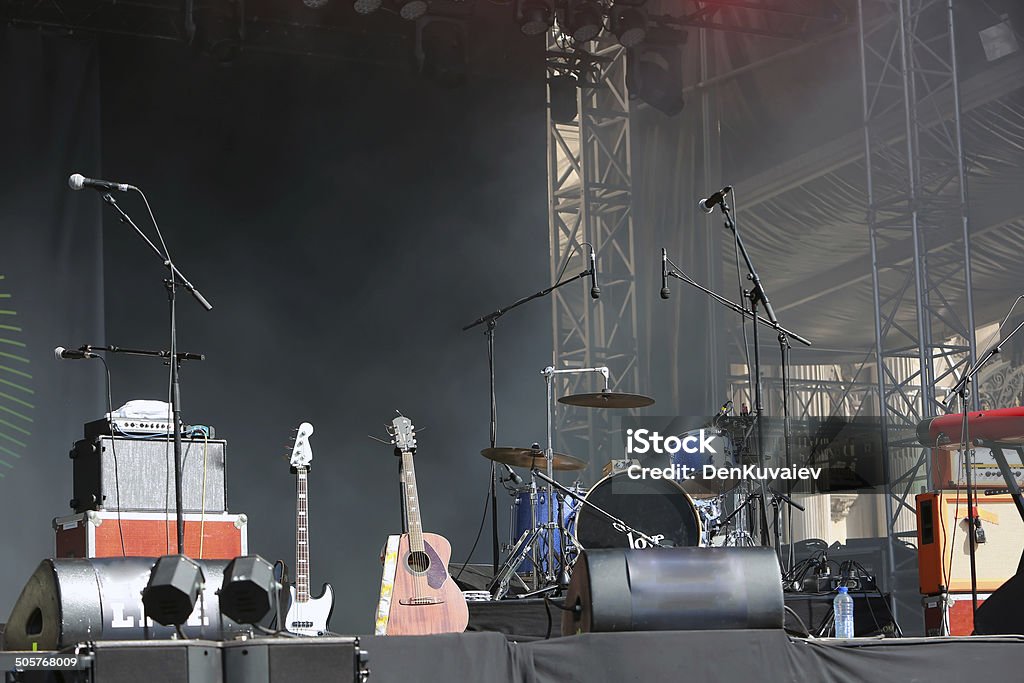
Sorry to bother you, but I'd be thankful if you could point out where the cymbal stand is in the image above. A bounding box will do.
[539,365,609,589]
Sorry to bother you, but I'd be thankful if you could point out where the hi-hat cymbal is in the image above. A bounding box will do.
[481,447,587,471]
[558,390,655,409]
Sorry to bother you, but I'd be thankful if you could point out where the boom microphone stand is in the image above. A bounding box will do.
[462,248,598,574]
[663,232,810,564]
[99,191,212,555]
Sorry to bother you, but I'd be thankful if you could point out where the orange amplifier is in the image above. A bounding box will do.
[54,510,248,560]
[922,593,991,636]
[915,491,1024,595]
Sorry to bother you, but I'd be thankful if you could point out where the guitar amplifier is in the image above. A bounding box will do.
[54,510,247,560]
[915,491,1024,594]
[71,435,228,513]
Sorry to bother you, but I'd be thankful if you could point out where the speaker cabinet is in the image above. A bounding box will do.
[562,547,783,635]
[3,558,246,650]
[71,436,228,513]
[915,491,1024,594]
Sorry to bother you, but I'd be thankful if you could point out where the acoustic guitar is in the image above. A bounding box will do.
[377,415,468,635]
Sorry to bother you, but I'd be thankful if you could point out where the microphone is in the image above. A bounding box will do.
[68,173,133,193]
[54,346,98,360]
[503,464,523,486]
[719,400,734,416]
[660,248,670,300]
[589,247,601,300]
[698,186,732,214]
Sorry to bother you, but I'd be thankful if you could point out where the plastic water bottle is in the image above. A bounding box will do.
[834,586,855,638]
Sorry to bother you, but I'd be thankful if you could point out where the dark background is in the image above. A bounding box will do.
[3,29,560,634]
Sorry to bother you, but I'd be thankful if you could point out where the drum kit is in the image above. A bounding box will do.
[478,365,770,600]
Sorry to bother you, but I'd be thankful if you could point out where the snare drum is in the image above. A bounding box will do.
[574,471,702,550]
[510,484,583,573]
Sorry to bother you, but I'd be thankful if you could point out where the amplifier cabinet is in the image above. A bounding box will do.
[71,436,228,513]
[915,491,1024,594]
[54,511,247,560]
[922,592,991,636]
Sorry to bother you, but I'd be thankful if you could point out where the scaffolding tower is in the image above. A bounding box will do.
[546,39,640,474]
[858,0,978,620]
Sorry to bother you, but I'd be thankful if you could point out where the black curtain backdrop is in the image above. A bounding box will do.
[94,37,550,633]
[0,29,106,620]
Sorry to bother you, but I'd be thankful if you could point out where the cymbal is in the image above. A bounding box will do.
[481,447,587,471]
[558,391,655,409]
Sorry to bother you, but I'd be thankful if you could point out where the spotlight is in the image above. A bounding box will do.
[142,555,205,627]
[609,5,646,47]
[219,556,278,625]
[565,0,603,43]
[626,28,686,116]
[395,0,428,20]
[416,18,469,87]
[517,0,554,36]
[353,0,382,14]
[549,74,579,123]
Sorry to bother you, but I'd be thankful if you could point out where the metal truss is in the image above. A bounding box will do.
[546,39,640,476]
[858,0,977,621]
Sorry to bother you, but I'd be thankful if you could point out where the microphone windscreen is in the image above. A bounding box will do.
[68,174,85,190]
[54,346,66,360]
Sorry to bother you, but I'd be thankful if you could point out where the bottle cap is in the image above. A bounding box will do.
[838,586,849,593]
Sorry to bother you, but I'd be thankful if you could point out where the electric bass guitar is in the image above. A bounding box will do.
[284,422,335,636]
[377,415,468,635]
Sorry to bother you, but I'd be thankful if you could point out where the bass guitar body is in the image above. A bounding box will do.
[386,531,469,635]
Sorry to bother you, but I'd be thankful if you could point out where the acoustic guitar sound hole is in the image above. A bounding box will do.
[407,550,430,573]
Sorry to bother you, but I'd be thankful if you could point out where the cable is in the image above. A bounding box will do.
[97,355,126,558]
[784,605,813,638]
[199,433,208,559]
[454,471,494,582]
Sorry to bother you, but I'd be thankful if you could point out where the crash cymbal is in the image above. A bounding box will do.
[558,390,655,409]
[481,447,587,471]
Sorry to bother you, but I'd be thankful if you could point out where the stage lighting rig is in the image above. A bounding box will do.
[219,555,279,625]
[394,0,429,20]
[142,555,205,628]
[609,3,646,47]
[563,0,604,43]
[354,0,383,14]
[518,0,554,36]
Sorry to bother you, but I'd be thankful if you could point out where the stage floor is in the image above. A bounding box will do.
[4,629,1023,682]
[362,630,1024,682]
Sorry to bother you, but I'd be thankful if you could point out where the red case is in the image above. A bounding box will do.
[922,593,991,636]
[54,510,248,560]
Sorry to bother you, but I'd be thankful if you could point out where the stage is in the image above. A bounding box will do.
[4,630,1023,682]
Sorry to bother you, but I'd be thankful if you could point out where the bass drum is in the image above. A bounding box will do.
[574,472,702,550]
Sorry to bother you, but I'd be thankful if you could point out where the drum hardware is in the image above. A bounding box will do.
[533,468,672,551]
[462,243,600,573]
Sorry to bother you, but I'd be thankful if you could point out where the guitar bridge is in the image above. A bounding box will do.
[399,596,447,606]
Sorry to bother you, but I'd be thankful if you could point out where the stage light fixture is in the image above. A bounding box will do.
[565,0,603,43]
[416,18,469,87]
[353,0,383,14]
[395,0,428,20]
[609,5,646,47]
[549,74,579,123]
[142,555,205,627]
[518,0,554,36]
[219,555,278,625]
[626,30,685,117]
